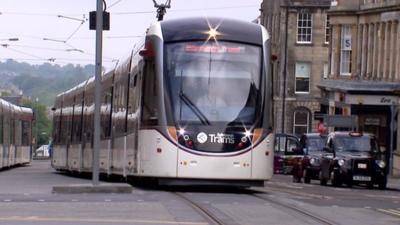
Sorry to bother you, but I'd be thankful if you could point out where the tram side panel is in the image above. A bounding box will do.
[0,105,3,169]
[138,129,178,177]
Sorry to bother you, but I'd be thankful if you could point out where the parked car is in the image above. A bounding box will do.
[319,132,387,189]
[292,133,327,183]
[274,133,302,174]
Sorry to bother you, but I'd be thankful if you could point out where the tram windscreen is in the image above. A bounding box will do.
[165,41,262,126]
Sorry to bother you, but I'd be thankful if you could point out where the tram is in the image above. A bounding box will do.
[52,17,274,186]
[0,98,33,169]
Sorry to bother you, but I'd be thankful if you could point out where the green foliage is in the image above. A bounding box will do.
[22,99,52,146]
[0,91,11,96]
[0,59,94,106]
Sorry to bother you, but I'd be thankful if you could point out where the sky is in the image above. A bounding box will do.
[0,0,262,70]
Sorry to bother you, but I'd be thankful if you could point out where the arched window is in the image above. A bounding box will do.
[293,108,310,136]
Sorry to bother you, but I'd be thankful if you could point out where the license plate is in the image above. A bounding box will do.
[357,163,367,169]
[353,176,371,181]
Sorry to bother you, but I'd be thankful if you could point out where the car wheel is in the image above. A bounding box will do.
[378,178,387,190]
[303,169,311,184]
[331,171,342,187]
[292,175,301,183]
[319,171,327,186]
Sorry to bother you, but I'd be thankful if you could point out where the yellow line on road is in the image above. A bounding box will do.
[377,208,400,217]
[0,216,208,225]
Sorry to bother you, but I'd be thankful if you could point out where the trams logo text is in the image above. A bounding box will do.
[197,132,208,144]
[197,132,235,144]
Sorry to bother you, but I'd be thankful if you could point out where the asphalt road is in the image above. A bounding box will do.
[0,160,399,225]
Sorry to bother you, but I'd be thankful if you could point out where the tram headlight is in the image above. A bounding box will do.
[179,128,186,135]
[338,159,345,167]
[375,160,386,169]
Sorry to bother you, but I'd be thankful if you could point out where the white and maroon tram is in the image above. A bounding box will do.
[0,98,33,169]
[52,17,274,186]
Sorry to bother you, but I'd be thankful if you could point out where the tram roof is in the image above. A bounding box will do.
[159,17,263,45]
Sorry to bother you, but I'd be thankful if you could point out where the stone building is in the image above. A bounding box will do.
[260,0,331,136]
[318,0,400,176]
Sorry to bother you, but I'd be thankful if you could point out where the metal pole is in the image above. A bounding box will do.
[93,0,103,186]
[281,5,289,133]
[389,104,395,176]
[35,98,38,157]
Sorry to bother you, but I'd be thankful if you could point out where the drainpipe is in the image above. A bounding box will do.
[281,4,289,133]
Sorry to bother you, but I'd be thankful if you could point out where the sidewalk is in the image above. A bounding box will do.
[388,176,400,190]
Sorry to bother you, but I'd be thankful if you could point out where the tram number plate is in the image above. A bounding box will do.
[353,176,371,181]
[357,163,367,169]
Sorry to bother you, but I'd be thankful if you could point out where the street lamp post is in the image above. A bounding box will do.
[92,0,104,186]
[35,98,39,157]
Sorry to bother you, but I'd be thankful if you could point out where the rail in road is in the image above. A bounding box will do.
[170,189,339,225]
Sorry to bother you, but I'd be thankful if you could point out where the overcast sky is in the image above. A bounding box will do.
[0,0,262,70]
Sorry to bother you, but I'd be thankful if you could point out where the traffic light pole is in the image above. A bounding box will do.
[93,0,103,186]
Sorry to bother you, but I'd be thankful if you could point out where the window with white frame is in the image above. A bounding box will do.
[323,63,328,79]
[325,15,330,44]
[297,13,313,43]
[293,109,310,136]
[340,25,352,75]
[330,26,335,75]
[295,62,311,93]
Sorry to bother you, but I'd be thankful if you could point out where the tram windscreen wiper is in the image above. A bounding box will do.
[179,92,210,125]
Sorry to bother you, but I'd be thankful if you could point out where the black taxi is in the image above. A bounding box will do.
[319,132,387,189]
[292,133,327,183]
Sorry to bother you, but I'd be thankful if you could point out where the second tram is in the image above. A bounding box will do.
[0,98,33,169]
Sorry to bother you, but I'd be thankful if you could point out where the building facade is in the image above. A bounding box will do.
[260,0,331,136]
[319,0,400,176]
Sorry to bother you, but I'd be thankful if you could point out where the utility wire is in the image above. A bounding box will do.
[1,5,258,16]
[1,45,47,61]
[108,0,123,10]
[113,5,258,15]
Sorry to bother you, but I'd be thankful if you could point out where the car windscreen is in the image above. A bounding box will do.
[333,136,378,152]
[306,136,326,152]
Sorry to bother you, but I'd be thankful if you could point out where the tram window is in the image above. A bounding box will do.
[72,102,83,143]
[112,75,129,136]
[3,114,9,145]
[141,60,159,126]
[10,119,15,145]
[22,121,30,145]
[127,73,138,133]
[16,120,22,145]
[0,114,3,144]
[101,88,112,138]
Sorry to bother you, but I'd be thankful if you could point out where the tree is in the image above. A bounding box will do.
[22,98,52,147]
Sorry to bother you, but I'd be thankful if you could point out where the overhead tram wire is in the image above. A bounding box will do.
[112,4,258,15]
[0,45,48,61]
[107,0,124,10]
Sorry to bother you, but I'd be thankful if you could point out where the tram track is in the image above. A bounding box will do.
[171,188,338,225]
[249,189,338,225]
[172,192,227,225]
